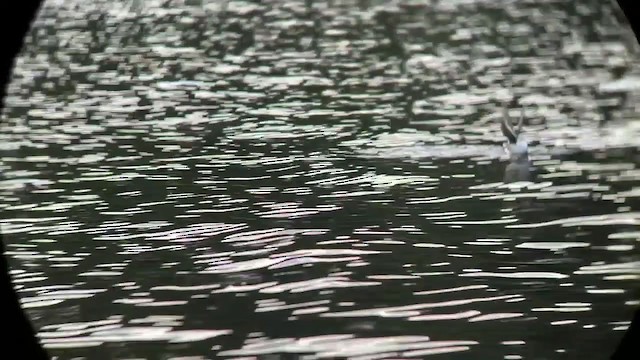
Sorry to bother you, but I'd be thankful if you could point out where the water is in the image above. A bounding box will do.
[1,0,639,358]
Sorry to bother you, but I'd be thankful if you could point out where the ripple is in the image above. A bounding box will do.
[515,242,590,250]
[414,285,489,296]
[218,336,477,358]
[40,327,231,349]
[507,213,640,228]
[468,313,524,322]
[409,310,481,321]
[574,261,640,275]
[321,295,521,318]
[259,277,381,294]
[255,300,331,313]
[459,272,569,279]
[200,249,377,274]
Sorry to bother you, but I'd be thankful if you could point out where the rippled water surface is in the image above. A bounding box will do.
[2,0,640,358]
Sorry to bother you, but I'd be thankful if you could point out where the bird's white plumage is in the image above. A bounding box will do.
[505,138,529,161]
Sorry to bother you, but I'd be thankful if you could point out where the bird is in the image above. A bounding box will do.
[501,105,528,161]
[501,105,533,183]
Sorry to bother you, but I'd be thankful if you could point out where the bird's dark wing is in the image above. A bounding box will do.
[501,107,518,144]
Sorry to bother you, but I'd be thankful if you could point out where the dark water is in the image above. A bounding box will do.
[1,0,640,359]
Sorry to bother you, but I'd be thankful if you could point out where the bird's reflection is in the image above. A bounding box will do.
[504,157,533,183]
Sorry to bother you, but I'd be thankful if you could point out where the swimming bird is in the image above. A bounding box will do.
[501,105,532,183]
[501,105,528,161]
